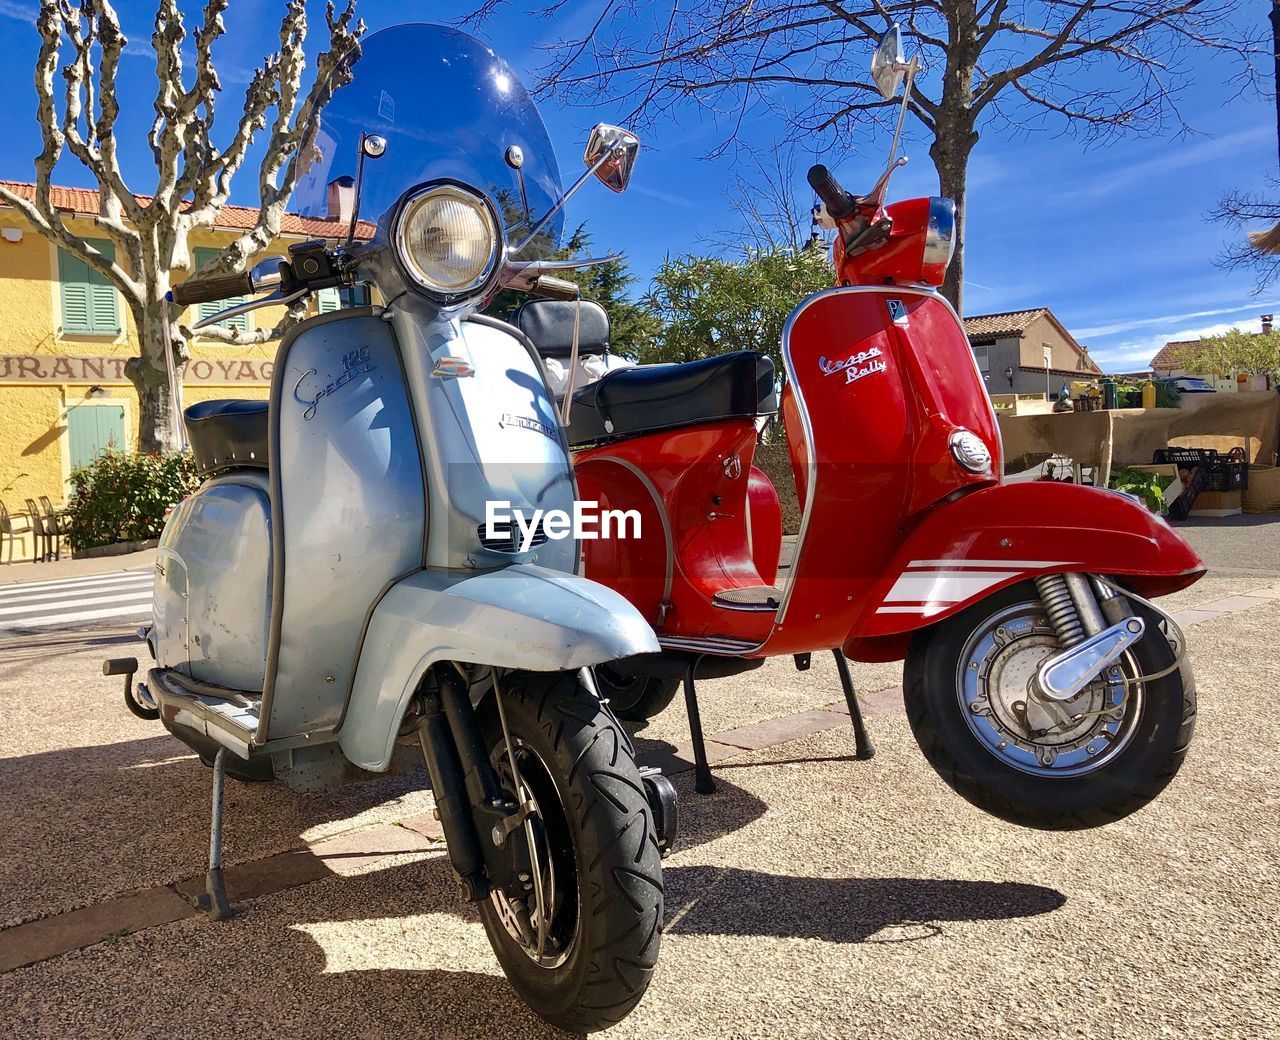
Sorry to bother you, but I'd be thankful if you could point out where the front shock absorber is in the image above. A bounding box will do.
[1034,573,1085,648]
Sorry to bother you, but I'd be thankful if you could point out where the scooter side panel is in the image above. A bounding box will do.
[339,565,660,771]
[575,419,775,641]
[848,480,1206,643]
[169,474,271,690]
[263,312,426,739]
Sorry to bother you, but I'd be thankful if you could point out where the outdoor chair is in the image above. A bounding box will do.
[0,499,36,565]
[39,496,69,559]
[24,498,55,563]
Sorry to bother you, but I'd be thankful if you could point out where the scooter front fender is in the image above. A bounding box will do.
[339,564,660,771]
[847,481,1205,649]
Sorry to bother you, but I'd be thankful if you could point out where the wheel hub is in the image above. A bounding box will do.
[959,605,1141,777]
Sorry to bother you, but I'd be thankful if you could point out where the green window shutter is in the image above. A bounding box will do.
[89,275,118,334]
[59,252,92,334]
[317,287,340,313]
[194,247,248,332]
[59,241,118,335]
[67,404,126,471]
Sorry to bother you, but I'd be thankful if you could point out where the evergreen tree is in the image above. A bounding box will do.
[487,224,662,359]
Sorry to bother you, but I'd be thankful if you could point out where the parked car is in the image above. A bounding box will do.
[1169,376,1216,393]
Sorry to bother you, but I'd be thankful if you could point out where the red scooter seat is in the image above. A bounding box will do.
[566,351,777,446]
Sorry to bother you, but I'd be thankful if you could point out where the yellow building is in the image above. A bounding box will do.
[0,181,350,560]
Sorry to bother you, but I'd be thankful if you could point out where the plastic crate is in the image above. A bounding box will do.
[1152,447,1249,492]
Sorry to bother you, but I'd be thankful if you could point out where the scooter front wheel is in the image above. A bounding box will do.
[477,670,664,1032]
[905,582,1195,830]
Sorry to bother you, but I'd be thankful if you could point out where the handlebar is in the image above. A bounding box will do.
[530,275,581,301]
[170,270,255,307]
[806,164,859,222]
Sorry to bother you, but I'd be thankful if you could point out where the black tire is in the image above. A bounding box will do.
[595,664,681,722]
[477,671,664,1033]
[904,583,1196,830]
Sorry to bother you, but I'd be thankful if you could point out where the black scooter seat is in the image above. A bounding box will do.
[567,351,777,447]
[185,399,269,475]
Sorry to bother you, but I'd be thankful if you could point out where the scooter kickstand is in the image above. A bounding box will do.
[195,748,236,921]
[832,650,876,760]
[683,657,716,795]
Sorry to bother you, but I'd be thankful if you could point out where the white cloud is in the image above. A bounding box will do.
[0,0,33,25]
[1091,316,1269,371]
[1061,125,1273,202]
[1077,301,1280,340]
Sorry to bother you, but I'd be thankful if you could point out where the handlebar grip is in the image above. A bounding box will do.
[530,275,581,301]
[806,164,858,221]
[170,270,254,307]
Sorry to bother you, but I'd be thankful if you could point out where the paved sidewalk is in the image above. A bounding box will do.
[1,517,1278,1038]
[0,547,155,588]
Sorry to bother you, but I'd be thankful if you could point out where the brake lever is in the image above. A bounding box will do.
[191,287,309,331]
[863,155,908,211]
[842,217,893,256]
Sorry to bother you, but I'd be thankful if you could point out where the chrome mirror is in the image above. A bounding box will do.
[871,25,907,100]
[583,124,639,194]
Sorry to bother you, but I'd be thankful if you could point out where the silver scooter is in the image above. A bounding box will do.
[102,23,675,1034]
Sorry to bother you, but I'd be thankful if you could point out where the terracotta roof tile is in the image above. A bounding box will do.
[1150,340,1201,370]
[0,180,373,239]
[962,308,1049,338]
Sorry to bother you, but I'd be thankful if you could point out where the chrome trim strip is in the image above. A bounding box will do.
[658,634,764,655]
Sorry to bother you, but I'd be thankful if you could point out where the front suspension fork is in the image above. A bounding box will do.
[1033,574,1147,701]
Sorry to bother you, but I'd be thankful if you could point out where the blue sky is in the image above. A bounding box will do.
[0,0,1274,371]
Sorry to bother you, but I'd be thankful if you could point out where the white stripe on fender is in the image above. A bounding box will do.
[907,559,1070,570]
[884,570,1019,605]
[875,604,948,616]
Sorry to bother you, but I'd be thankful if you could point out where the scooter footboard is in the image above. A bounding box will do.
[338,565,660,771]
[849,481,1205,644]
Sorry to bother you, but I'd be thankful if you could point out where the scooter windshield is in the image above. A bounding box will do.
[294,23,563,252]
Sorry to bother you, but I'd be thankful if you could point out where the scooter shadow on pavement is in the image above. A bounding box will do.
[662,865,1066,945]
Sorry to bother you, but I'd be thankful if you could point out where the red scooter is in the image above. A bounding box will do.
[516,26,1202,829]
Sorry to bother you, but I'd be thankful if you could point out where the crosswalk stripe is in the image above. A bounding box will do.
[0,591,153,619]
[0,578,153,608]
[0,568,153,598]
[2,600,154,630]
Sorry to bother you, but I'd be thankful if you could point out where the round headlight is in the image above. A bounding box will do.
[396,184,499,298]
[922,196,956,275]
[949,428,992,473]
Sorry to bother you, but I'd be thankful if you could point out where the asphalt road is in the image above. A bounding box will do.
[1,522,1278,1038]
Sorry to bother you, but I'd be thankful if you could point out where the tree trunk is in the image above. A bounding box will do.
[127,295,187,454]
[931,127,977,315]
[931,3,980,316]
[1272,0,1280,172]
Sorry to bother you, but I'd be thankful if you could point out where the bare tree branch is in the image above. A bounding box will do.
[0,0,366,451]
[468,0,1263,311]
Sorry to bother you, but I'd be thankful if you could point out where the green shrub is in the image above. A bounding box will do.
[65,448,200,552]
[1108,467,1174,514]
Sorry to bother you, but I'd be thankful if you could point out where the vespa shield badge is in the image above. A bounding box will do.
[886,299,909,325]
